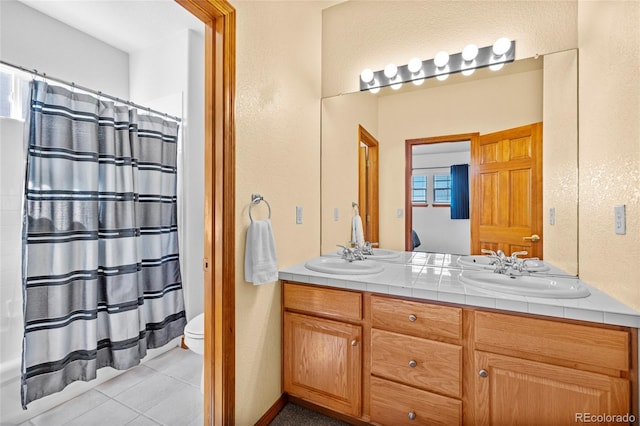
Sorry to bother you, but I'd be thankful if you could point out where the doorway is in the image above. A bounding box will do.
[358,124,379,244]
[405,133,477,252]
[405,122,543,258]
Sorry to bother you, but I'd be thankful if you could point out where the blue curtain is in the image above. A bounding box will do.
[450,164,469,219]
[21,81,186,407]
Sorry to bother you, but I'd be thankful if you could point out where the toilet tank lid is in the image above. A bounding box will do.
[185,312,204,336]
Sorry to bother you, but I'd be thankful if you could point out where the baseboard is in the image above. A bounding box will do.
[254,394,288,426]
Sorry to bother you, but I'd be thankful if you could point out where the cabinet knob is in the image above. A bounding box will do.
[408,359,417,368]
[408,411,416,420]
[409,314,417,322]
[479,369,488,378]
[351,339,358,347]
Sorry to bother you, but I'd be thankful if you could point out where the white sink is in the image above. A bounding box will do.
[364,248,402,260]
[459,271,590,299]
[457,255,550,272]
[304,257,384,275]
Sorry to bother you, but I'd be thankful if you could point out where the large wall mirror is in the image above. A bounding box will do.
[321,50,579,274]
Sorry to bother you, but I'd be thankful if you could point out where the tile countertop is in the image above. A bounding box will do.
[278,252,640,329]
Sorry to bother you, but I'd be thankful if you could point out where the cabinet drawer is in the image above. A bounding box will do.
[370,376,461,426]
[475,311,630,373]
[284,282,362,321]
[371,329,462,398]
[371,295,461,341]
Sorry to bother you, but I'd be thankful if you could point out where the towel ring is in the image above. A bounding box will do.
[249,194,271,222]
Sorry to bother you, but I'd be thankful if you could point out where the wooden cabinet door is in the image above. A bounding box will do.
[475,351,630,426]
[283,312,362,417]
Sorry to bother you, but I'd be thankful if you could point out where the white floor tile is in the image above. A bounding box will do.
[125,416,162,426]
[113,372,190,413]
[143,348,201,387]
[27,390,110,426]
[64,399,139,426]
[96,365,156,398]
[144,384,202,426]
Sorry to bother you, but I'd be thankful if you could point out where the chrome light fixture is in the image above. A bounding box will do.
[359,39,516,92]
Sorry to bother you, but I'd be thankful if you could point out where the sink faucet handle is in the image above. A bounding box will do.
[510,251,528,259]
[481,249,497,257]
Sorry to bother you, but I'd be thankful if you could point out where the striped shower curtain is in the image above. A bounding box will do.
[21,81,186,407]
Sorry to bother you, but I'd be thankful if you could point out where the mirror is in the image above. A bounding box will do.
[321,52,579,274]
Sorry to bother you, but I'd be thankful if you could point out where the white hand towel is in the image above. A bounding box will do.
[352,214,365,248]
[244,219,278,285]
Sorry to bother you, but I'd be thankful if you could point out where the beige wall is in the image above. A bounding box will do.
[235,1,324,423]
[578,1,640,309]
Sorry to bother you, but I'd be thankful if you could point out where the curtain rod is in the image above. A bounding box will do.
[0,60,182,123]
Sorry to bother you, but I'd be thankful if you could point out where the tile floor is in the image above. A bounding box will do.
[17,347,203,426]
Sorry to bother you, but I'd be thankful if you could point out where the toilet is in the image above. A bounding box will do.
[184,312,205,393]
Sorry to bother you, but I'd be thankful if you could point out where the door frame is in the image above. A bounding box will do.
[358,125,379,244]
[175,1,235,424]
[404,133,479,251]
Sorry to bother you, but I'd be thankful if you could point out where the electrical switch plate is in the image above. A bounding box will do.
[333,208,339,222]
[549,207,555,225]
[614,205,626,235]
[296,206,303,224]
[396,208,403,218]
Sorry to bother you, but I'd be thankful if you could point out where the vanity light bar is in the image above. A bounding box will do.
[359,40,516,92]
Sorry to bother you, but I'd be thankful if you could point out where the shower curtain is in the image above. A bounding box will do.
[21,81,186,407]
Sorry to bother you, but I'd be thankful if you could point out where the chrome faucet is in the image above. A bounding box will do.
[336,244,366,262]
[361,241,379,255]
[481,249,530,275]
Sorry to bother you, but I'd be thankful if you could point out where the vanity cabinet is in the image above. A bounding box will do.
[281,281,636,425]
[473,311,632,426]
[282,283,363,417]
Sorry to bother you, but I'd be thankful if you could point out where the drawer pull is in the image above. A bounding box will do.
[479,369,488,378]
[408,359,417,368]
[408,314,417,322]
[408,411,416,420]
[351,339,358,347]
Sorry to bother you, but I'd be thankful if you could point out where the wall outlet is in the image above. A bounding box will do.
[614,205,626,235]
[296,206,303,224]
[549,207,555,225]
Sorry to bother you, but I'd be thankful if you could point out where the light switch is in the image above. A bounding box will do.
[396,208,403,218]
[614,205,626,235]
[296,206,303,224]
[333,207,339,222]
[549,207,555,225]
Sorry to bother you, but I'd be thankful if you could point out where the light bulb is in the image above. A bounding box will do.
[384,63,398,79]
[434,51,449,68]
[436,73,449,81]
[462,68,475,76]
[489,63,504,71]
[412,78,425,86]
[360,68,374,83]
[493,37,511,56]
[462,44,479,62]
[391,82,403,90]
[369,86,380,94]
[408,57,422,73]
